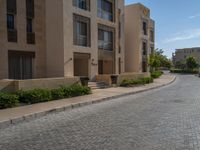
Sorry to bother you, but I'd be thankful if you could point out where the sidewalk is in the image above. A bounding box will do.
[0,74,176,127]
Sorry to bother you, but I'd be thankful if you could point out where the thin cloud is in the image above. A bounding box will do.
[189,14,200,19]
[162,29,200,44]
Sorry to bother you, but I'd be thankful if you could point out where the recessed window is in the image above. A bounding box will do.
[142,41,147,55]
[73,14,90,47]
[150,30,154,42]
[98,25,114,51]
[73,0,90,11]
[143,21,147,35]
[98,0,114,22]
[7,14,14,30]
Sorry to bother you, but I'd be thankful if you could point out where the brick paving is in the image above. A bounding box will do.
[0,75,200,150]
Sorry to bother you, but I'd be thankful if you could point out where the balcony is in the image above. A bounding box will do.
[98,9,113,21]
[98,40,113,51]
[74,34,87,47]
[7,29,17,42]
[7,0,17,14]
[27,32,35,44]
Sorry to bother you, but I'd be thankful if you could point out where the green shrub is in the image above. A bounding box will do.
[60,84,91,97]
[120,77,153,87]
[0,93,19,109]
[170,69,198,74]
[17,89,52,104]
[51,88,65,100]
[151,71,163,79]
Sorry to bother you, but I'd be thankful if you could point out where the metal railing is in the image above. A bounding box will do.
[98,8,113,21]
[98,40,113,51]
[74,34,87,46]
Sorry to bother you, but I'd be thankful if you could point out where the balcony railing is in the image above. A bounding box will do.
[98,40,113,51]
[74,0,90,11]
[27,32,35,44]
[74,34,87,46]
[7,29,17,42]
[98,9,113,21]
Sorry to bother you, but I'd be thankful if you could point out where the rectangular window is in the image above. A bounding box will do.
[26,0,34,18]
[150,30,154,42]
[142,41,147,55]
[26,0,35,44]
[7,0,17,42]
[98,29,114,51]
[98,0,114,21]
[73,14,90,47]
[27,18,33,33]
[8,51,35,80]
[73,0,90,11]
[7,14,14,30]
[143,21,147,35]
[7,0,17,14]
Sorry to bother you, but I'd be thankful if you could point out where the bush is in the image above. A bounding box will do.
[51,88,65,100]
[17,84,92,104]
[17,89,52,104]
[120,77,154,87]
[60,84,91,98]
[0,93,19,109]
[170,69,198,74]
[151,71,163,79]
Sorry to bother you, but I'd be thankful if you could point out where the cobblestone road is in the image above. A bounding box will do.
[1,75,200,150]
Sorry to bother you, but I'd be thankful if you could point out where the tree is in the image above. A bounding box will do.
[186,56,199,70]
[149,48,172,71]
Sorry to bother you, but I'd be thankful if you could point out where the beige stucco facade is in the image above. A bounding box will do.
[0,0,46,79]
[125,3,155,73]
[0,0,125,80]
[172,47,200,64]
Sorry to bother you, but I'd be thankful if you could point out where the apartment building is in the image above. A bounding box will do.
[172,47,200,64]
[0,0,125,80]
[125,3,155,73]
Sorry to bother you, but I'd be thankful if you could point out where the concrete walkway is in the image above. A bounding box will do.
[0,74,176,127]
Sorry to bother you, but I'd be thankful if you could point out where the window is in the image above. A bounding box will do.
[143,21,147,35]
[26,0,34,18]
[98,0,114,21]
[98,27,114,51]
[73,0,90,11]
[8,51,35,80]
[150,30,154,42]
[73,14,90,47]
[26,0,35,44]
[7,0,17,42]
[7,14,14,30]
[27,18,33,33]
[7,0,17,14]
[142,41,147,55]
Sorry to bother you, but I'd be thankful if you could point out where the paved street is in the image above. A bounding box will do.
[1,75,200,150]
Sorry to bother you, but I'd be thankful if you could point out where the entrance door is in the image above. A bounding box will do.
[98,59,114,74]
[8,51,35,79]
[74,53,90,77]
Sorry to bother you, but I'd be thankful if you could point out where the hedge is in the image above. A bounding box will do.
[17,84,91,104]
[170,69,198,74]
[151,71,163,79]
[17,89,52,104]
[0,93,19,109]
[120,77,154,87]
[0,84,92,108]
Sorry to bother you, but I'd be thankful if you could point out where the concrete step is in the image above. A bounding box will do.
[88,82,110,90]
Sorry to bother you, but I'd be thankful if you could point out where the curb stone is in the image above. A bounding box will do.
[0,76,176,128]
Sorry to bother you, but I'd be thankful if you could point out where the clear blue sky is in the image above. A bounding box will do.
[125,0,200,58]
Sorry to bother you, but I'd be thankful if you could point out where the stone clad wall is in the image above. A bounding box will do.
[0,77,80,92]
